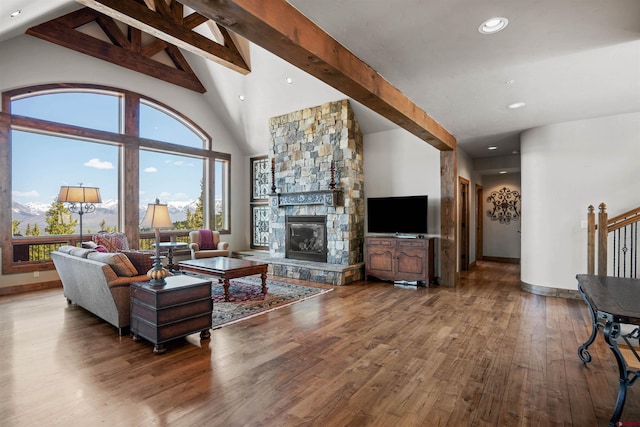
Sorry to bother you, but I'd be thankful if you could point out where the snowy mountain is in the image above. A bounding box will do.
[11,199,200,235]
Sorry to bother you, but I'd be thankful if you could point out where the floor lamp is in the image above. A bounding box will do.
[58,184,101,246]
[140,198,173,286]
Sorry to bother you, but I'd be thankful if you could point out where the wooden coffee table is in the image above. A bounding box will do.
[179,257,269,302]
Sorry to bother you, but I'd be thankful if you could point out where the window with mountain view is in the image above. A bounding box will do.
[12,130,119,236]
[3,84,230,272]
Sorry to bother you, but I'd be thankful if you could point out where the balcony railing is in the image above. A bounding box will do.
[6,231,192,275]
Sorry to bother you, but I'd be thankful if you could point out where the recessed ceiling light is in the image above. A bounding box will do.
[238,95,245,101]
[285,77,293,84]
[507,102,526,109]
[10,10,22,18]
[479,17,508,34]
[488,145,498,150]
[499,170,507,174]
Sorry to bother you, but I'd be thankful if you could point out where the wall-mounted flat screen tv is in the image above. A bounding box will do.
[367,195,428,235]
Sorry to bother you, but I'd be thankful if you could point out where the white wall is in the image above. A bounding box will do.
[482,173,522,259]
[363,128,442,272]
[521,112,640,290]
[363,128,441,233]
[0,35,249,288]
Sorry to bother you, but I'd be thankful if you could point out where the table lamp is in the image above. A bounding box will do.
[58,184,101,245]
[140,198,173,285]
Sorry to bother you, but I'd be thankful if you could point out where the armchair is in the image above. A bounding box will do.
[189,230,230,259]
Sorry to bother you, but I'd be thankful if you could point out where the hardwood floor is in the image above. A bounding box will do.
[1,261,638,426]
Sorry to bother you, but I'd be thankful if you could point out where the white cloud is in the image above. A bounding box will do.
[144,167,158,173]
[173,192,190,200]
[84,158,114,169]
[173,161,185,166]
[13,190,40,198]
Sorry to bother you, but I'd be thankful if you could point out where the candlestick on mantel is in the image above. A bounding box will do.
[329,160,336,189]
[271,158,276,193]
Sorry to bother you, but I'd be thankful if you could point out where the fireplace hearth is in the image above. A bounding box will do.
[286,216,327,262]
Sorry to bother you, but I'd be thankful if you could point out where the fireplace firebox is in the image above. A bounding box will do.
[285,216,327,262]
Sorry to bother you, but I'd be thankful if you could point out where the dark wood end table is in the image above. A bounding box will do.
[130,274,212,354]
[154,241,189,271]
[179,257,269,302]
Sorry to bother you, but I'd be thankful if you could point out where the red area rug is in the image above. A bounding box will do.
[207,276,333,329]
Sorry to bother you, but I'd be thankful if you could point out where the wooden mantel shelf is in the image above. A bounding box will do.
[271,190,342,207]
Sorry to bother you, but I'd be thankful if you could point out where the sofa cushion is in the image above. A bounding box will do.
[119,250,155,275]
[82,240,98,249]
[57,245,95,258]
[87,252,138,277]
[82,241,108,252]
[57,245,77,254]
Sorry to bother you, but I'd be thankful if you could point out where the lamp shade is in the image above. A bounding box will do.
[58,186,102,203]
[140,199,173,229]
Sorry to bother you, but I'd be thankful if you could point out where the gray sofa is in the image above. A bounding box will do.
[51,245,150,335]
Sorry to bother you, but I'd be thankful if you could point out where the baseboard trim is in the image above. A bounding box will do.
[520,280,581,300]
[0,280,62,296]
[482,256,520,264]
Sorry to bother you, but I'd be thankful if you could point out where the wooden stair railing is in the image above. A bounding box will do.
[588,203,640,277]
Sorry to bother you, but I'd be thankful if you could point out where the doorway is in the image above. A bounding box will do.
[476,184,483,262]
[459,177,470,271]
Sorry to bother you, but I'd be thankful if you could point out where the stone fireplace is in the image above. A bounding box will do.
[267,100,365,285]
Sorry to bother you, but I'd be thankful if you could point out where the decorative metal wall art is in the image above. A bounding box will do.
[252,205,271,247]
[252,157,271,200]
[487,187,521,224]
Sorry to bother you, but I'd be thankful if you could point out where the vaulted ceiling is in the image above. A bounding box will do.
[2,0,640,160]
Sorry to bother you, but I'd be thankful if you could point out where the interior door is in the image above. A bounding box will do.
[476,184,483,261]
[459,177,470,271]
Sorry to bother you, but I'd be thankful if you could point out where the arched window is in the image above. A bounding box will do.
[1,84,231,274]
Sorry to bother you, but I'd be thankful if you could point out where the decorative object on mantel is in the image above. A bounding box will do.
[58,183,101,245]
[329,160,336,189]
[271,157,277,193]
[272,190,343,207]
[486,187,521,224]
[140,198,173,285]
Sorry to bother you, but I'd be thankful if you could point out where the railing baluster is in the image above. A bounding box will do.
[624,225,628,277]
[598,203,608,276]
[634,222,638,278]
[614,228,619,277]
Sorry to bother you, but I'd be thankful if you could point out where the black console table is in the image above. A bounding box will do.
[577,274,640,426]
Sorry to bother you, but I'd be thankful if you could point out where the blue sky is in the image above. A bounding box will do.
[11,92,210,208]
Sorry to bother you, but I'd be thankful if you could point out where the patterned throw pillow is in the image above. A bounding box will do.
[119,250,155,275]
[92,232,129,253]
[87,252,137,277]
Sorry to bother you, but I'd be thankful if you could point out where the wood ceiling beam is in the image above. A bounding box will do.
[96,15,130,48]
[180,0,456,151]
[76,0,250,75]
[27,16,206,93]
